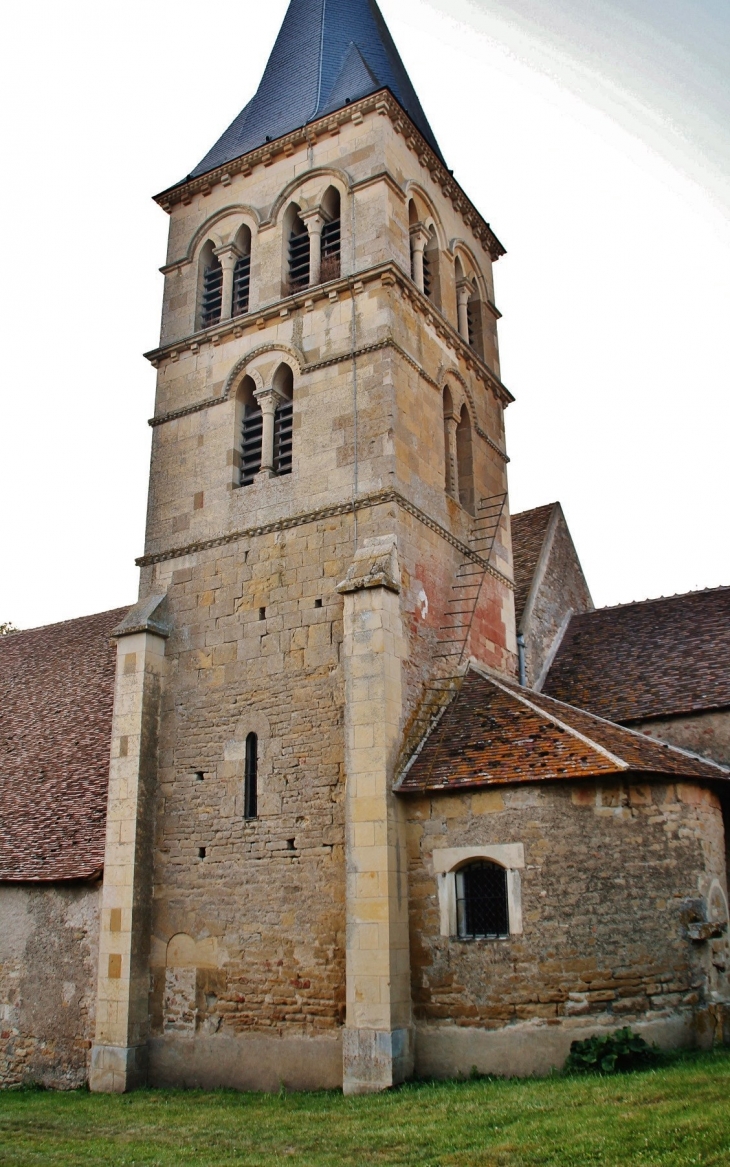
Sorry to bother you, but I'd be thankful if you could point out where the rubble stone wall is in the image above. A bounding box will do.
[404,779,730,1076]
[0,883,100,1088]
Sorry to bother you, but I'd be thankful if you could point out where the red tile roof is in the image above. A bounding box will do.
[0,608,129,881]
[510,504,556,625]
[544,587,730,722]
[396,667,728,794]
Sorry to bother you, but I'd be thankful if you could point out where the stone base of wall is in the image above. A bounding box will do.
[148,1032,342,1092]
[414,1011,722,1080]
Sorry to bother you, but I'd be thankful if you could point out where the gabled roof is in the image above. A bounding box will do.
[510,504,557,627]
[543,587,730,723]
[190,0,444,179]
[0,608,129,881]
[396,667,728,794]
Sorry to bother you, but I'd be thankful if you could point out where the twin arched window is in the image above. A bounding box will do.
[237,363,294,488]
[443,386,474,514]
[409,200,486,358]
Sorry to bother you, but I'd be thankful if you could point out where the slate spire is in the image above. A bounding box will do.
[191,0,444,178]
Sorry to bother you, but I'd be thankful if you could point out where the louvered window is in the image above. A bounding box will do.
[240,402,263,486]
[320,217,341,282]
[467,301,476,348]
[288,227,310,291]
[456,861,509,939]
[274,400,293,476]
[423,250,434,299]
[201,264,223,328]
[233,254,251,316]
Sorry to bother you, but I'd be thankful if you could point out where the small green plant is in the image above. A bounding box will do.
[564,1027,661,1075]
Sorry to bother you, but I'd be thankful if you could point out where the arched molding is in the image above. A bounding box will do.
[432,844,524,937]
[404,182,447,250]
[170,206,262,269]
[264,167,353,230]
[450,239,489,301]
[439,365,478,433]
[222,343,305,400]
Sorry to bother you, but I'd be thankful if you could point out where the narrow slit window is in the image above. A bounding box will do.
[201,260,223,328]
[240,400,263,486]
[244,732,258,820]
[456,861,509,939]
[233,254,251,316]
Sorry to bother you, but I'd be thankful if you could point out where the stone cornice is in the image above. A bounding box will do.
[136,487,514,591]
[147,333,509,462]
[153,90,505,263]
[144,261,514,415]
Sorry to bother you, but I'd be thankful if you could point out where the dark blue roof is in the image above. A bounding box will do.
[190,0,444,179]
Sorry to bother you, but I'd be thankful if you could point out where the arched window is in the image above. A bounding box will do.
[320,187,341,283]
[456,404,474,515]
[456,860,509,939]
[233,225,252,317]
[423,227,438,302]
[273,363,293,476]
[408,199,419,282]
[442,385,457,499]
[199,241,222,329]
[244,732,258,820]
[285,203,309,294]
[237,376,262,487]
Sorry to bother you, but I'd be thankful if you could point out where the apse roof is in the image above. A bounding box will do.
[0,608,129,881]
[397,667,728,794]
[190,0,444,180]
[544,587,730,723]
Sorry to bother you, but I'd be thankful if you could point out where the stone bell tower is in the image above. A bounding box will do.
[90,0,515,1095]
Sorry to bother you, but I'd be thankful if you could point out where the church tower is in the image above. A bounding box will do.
[89,0,515,1095]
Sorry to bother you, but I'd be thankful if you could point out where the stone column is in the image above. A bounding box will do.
[254,386,284,478]
[214,244,241,321]
[301,209,325,287]
[89,596,169,1093]
[337,535,413,1095]
[456,279,472,342]
[444,412,459,499]
[409,224,430,294]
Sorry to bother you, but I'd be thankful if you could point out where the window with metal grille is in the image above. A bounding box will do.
[288,223,310,291]
[240,401,263,486]
[456,860,509,939]
[320,217,341,282]
[233,254,251,316]
[244,732,258,820]
[201,262,223,328]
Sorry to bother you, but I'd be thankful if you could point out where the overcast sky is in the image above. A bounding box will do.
[1,0,728,629]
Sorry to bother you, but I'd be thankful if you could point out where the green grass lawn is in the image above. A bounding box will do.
[2,1050,730,1167]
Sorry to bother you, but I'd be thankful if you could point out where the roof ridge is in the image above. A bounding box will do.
[468,665,628,771]
[0,605,132,640]
[513,676,730,776]
[588,583,730,614]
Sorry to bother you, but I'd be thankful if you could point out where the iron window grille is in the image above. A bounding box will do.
[244,732,258,820]
[288,227,310,290]
[456,861,509,939]
[273,400,293,476]
[240,402,263,486]
[320,217,341,282]
[201,264,223,328]
[233,254,251,316]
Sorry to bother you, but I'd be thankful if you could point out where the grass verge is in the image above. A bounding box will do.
[1,1048,730,1166]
